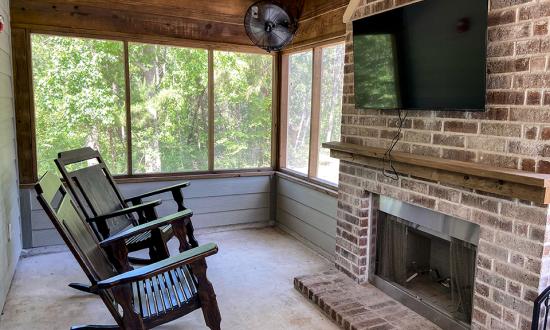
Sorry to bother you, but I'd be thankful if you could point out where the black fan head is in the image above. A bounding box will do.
[244,0,298,52]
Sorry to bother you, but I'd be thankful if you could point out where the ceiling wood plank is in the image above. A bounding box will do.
[290,6,347,49]
[12,0,256,25]
[11,0,253,45]
[301,0,349,20]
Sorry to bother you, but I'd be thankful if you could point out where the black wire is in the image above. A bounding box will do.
[383,109,408,181]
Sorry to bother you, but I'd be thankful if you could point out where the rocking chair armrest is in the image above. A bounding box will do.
[96,243,218,289]
[88,200,162,224]
[124,182,191,203]
[99,209,193,248]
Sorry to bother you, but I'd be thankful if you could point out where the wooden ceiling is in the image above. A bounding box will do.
[11,0,348,47]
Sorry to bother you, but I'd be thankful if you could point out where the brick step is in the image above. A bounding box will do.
[294,269,441,330]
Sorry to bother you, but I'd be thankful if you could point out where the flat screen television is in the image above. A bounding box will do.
[353,0,488,111]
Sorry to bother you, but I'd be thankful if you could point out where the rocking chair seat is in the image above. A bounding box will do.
[132,266,200,325]
[125,225,173,251]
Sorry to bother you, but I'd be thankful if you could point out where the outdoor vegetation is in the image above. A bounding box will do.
[285,44,345,183]
[318,44,345,183]
[32,34,273,176]
[286,50,312,175]
[32,34,343,181]
[32,35,127,175]
[129,43,209,173]
[214,51,272,169]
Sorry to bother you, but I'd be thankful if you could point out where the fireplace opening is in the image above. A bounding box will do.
[373,196,480,329]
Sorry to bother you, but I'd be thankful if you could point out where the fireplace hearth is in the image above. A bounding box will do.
[374,196,480,329]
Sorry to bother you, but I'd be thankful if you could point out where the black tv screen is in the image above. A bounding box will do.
[353,0,488,111]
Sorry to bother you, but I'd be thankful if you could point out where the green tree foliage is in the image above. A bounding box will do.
[286,51,312,174]
[129,43,209,173]
[318,44,345,183]
[214,51,272,169]
[354,34,399,109]
[32,35,274,175]
[285,45,345,182]
[32,34,127,175]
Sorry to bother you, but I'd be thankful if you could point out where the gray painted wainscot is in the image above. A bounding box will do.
[275,175,337,259]
[20,175,274,248]
[19,173,338,265]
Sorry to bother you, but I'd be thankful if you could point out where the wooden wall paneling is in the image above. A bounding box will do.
[277,175,337,217]
[308,47,322,178]
[12,28,36,184]
[300,0,349,20]
[275,176,337,257]
[11,0,254,45]
[281,36,346,56]
[11,0,347,48]
[11,0,257,25]
[27,175,273,247]
[11,0,347,29]
[1,1,24,310]
[27,28,265,54]
[290,6,347,49]
[277,195,336,237]
[278,55,289,169]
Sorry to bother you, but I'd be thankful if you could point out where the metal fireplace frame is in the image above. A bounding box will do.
[371,196,481,330]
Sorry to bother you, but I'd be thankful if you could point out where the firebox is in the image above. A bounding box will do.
[373,196,480,329]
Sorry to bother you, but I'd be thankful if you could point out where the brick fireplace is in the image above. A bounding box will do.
[318,0,550,329]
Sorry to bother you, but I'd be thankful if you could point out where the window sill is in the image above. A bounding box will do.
[276,169,338,198]
[20,169,274,189]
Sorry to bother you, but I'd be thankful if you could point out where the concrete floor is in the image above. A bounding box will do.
[0,227,339,330]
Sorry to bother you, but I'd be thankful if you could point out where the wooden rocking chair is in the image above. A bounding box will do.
[36,171,221,330]
[55,147,199,292]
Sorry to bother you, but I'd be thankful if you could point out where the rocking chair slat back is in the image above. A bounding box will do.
[56,147,135,240]
[70,164,134,237]
[35,172,118,282]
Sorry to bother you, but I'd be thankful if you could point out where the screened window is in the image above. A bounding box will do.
[31,34,274,177]
[285,51,312,175]
[129,43,209,173]
[282,43,345,185]
[214,51,272,169]
[32,34,127,175]
[318,44,345,183]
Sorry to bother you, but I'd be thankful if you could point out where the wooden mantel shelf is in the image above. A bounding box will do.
[323,142,550,204]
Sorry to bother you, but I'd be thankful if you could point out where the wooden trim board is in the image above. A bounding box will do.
[276,171,338,198]
[207,49,215,171]
[343,0,361,23]
[308,48,322,177]
[278,55,289,169]
[123,41,132,175]
[324,141,550,204]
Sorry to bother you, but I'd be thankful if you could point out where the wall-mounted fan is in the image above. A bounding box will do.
[244,0,298,52]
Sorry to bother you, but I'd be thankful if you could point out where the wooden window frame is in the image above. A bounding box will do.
[15,29,277,186]
[279,39,345,190]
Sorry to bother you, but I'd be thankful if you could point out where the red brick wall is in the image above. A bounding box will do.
[335,0,550,328]
[343,0,550,172]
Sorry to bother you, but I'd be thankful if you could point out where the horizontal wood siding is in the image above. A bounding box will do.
[275,176,337,257]
[0,0,22,312]
[26,175,272,247]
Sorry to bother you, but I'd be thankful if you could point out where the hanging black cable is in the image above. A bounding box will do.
[383,109,408,181]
